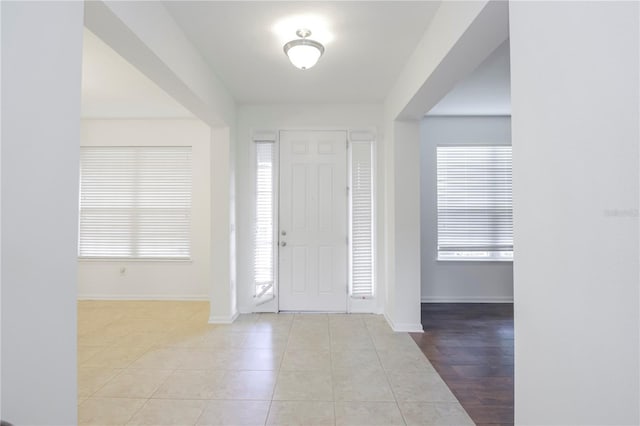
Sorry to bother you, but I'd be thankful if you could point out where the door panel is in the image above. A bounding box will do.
[279,130,348,312]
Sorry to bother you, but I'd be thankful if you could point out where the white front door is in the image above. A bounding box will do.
[279,130,348,312]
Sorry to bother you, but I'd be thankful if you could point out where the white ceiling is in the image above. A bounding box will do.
[428,39,511,116]
[81,28,193,119]
[164,1,440,104]
[82,2,508,118]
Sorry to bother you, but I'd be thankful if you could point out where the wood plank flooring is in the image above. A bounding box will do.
[410,303,514,426]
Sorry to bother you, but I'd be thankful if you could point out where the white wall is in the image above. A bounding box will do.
[381,1,509,332]
[209,126,238,323]
[510,2,639,424]
[1,2,83,423]
[78,119,211,300]
[1,1,3,416]
[420,116,513,302]
[235,104,384,314]
[386,120,423,332]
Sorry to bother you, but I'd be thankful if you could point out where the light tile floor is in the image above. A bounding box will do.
[78,301,474,426]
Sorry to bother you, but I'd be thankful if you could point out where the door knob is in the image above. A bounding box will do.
[280,241,287,247]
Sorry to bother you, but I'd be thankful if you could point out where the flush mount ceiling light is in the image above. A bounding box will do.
[283,29,325,70]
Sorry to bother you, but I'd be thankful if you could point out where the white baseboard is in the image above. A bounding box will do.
[384,312,424,333]
[348,297,377,314]
[348,306,377,314]
[421,296,513,303]
[78,294,209,301]
[208,311,239,324]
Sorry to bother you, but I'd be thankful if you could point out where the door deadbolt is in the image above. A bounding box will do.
[281,230,287,236]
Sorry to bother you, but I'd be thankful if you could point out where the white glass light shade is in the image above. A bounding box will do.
[283,39,324,70]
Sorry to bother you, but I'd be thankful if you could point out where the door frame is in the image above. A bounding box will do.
[250,127,378,314]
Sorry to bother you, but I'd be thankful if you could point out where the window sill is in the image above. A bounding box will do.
[436,257,513,263]
[78,257,192,263]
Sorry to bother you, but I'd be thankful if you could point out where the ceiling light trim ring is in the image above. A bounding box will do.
[282,38,325,57]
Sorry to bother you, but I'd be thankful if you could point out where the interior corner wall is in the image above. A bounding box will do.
[84,0,236,128]
[1,2,83,424]
[420,116,513,302]
[78,119,212,300]
[387,120,422,332]
[1,1,3,417]
[228,125,238,317]
[235,104,384,313]
[510,2,639,424]
[209,125,237,323]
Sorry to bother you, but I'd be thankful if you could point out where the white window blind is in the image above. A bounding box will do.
[254,141,275,302]
[79,146,192,259]
[349,141,374,297]
[437,145,513,261]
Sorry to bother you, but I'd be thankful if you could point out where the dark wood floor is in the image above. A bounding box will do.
[410,303,514,426]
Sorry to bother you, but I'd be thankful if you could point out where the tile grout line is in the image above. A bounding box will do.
[368,325,408,426]
[328,319,337,426]
[264,312,292,426]
[125,397,151,426]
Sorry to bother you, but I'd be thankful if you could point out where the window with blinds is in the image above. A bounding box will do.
[349,141,375,297]
[437,145,513,261]
[79,146,192,259]
[254,141,275,302]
